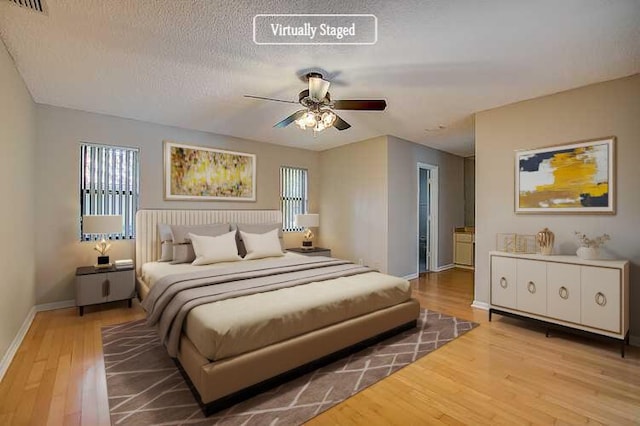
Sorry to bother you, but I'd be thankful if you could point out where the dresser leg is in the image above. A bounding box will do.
[545,328,550,338]
[128,299,132,308]
[488,309,492,322]
[79,306,84,316]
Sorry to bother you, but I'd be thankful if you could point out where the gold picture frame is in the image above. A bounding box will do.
[164,141,256,201]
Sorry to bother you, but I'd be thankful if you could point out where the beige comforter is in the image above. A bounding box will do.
[143,256,404,357]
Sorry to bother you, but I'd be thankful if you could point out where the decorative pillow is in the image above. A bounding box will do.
[188,231,241,265]
[158,224,174,262]
[240,229,285,260]
[233,223,285,257]
[170,223,230,264]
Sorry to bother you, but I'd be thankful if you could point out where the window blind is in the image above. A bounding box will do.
[280,166,308,232]
[80,143,140,240]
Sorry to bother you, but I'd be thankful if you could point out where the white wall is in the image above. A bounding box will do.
[475,74,640,341]
[34,105,320,304]
[0,41,36,360]
[387,135,465,277]
[318,136,389,272]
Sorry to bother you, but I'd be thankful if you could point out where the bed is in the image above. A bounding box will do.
[135,209,420,415]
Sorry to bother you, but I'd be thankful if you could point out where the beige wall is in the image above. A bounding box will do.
[35,105,320,304]
[475,74,640,342]
[319,136,389,272]
[387,136,465,277]
[0,41,36,360]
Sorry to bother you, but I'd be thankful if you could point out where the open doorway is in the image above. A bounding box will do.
[417,163,438,274]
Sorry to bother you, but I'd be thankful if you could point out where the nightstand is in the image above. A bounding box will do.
[75,265,135,316]
[287,247,331,257]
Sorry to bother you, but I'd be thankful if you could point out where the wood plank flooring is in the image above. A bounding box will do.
[0,268,638,425]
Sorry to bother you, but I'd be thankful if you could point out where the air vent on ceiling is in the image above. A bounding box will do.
[7,0,46,14]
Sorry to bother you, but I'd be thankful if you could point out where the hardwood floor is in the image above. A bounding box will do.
[1,269,638,425]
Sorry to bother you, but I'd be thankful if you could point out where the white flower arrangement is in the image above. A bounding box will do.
[574,231,610,248]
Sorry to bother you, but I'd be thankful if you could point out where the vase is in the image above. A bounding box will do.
[576,246,599,260]
[536,228,554,255]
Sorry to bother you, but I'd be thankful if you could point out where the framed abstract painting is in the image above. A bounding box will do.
[515,137,615,214]
[164,141,256,201]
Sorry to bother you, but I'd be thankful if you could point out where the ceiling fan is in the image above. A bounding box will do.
[244,72,387,133]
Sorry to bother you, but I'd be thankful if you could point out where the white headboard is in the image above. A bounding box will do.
[135,209,282,274]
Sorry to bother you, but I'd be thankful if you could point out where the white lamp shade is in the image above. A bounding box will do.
[82,215,123,234]
[295,214,319,228]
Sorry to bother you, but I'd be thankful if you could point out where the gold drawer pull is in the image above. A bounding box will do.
[500,277,508,288]
[558,286,569,300]
[595,292,607,307]
[527,281,536,294]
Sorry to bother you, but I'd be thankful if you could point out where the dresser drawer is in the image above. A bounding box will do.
[547,263,581,323]
[516,259,547,316]
[491,256,517,309]
[455,233,474,243]
[581,266,620,333]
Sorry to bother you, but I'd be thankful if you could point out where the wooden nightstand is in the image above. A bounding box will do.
[287,247,331,257]
[75,265,135,316]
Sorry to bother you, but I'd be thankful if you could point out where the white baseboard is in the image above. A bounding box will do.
[35,299,75,312]
[0,306,36,382]
[433,264,455,272]
[0,299,75,382]
[402,273,419,280]
[471,300,490,310]
[454,264,475,271]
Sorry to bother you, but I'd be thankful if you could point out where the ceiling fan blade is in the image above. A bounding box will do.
[333,99,387,111]
[308,77,330,101]
[274,110,307,128]
[332,113,351,131]
[244,95,298,104]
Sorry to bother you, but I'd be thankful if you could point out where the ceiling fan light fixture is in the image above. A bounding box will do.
[321,110,336,127]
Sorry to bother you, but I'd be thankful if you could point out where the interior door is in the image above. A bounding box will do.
[419,168,430,273]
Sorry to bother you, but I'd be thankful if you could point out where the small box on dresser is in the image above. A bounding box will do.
[489,251,630,357]
[75,265,135,316]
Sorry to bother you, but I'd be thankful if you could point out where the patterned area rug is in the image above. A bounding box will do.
[102,310,477,425]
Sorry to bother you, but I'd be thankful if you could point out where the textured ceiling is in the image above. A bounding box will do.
[1,0,639,156]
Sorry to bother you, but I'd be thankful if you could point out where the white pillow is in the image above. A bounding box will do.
[188,231,241,266]
[240,229,285,260]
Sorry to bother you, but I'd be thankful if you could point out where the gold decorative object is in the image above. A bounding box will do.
[536,228,555,255]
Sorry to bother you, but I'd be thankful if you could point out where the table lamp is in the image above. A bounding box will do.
[82,215,123,267]
[295,214,319,249]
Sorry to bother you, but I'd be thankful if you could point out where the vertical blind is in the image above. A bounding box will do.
[80,143,140,240]
[280,166,308,232]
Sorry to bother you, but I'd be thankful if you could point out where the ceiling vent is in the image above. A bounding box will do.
[7,0,46,14]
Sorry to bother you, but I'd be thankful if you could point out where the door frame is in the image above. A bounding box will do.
[416,162,439,274]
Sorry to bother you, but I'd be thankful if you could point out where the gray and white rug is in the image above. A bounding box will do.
[102,309,477,425]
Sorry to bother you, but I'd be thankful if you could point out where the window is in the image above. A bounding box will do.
[80,143,140,240]
[280,166,308,232]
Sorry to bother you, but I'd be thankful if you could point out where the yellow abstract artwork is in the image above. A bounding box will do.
[516,138,614,213]
[164,142,256,201]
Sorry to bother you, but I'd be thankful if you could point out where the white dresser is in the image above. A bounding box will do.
[489,251,630,357]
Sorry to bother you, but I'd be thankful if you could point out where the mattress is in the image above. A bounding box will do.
[140,256,411,361]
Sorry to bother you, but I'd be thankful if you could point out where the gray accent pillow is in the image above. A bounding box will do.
[233,223,285,258]
[158,224,174,262]
[170,223,231,264]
